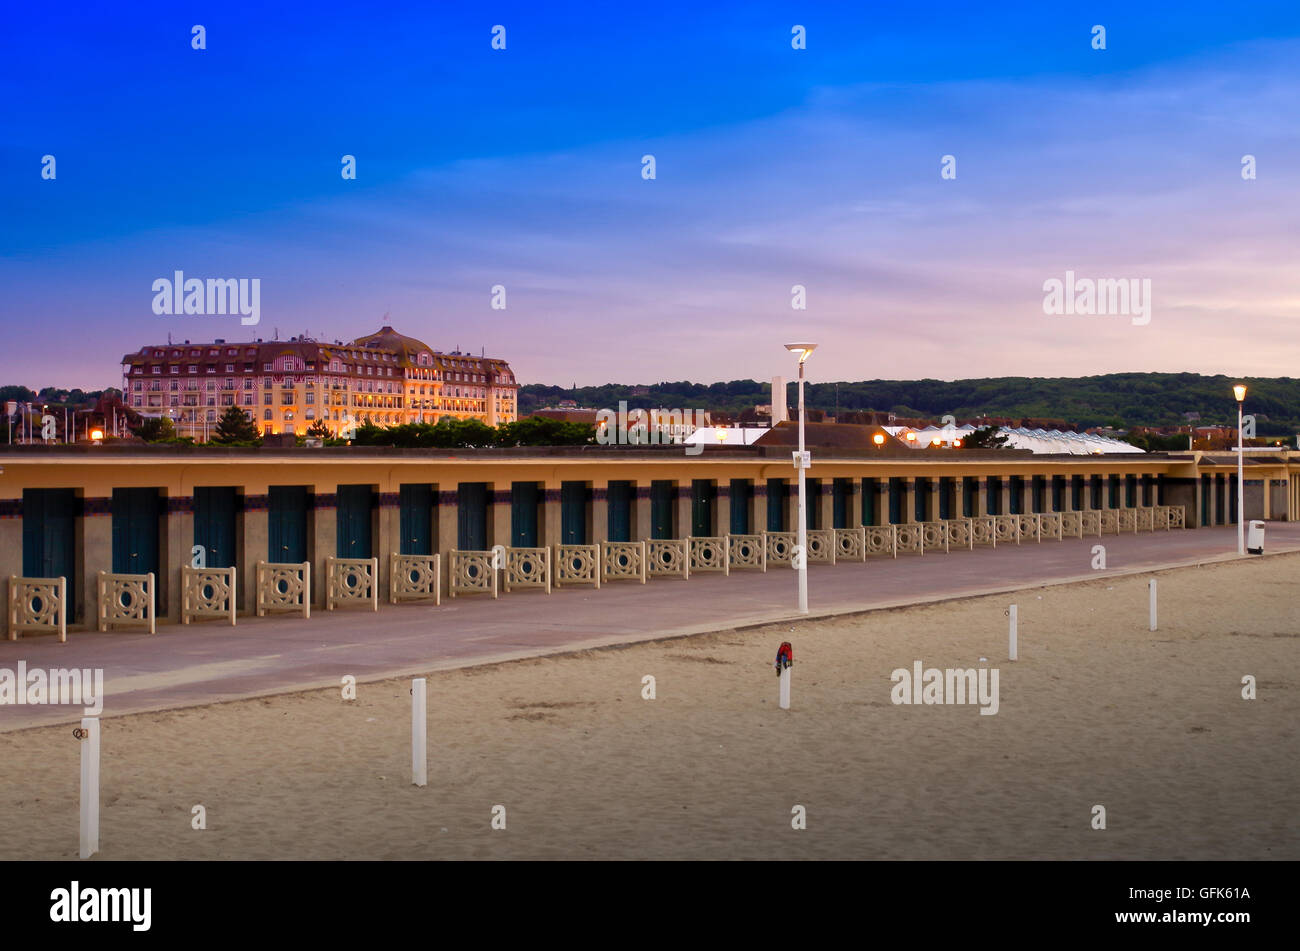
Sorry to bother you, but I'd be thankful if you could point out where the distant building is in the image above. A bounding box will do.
[120,325,518,437]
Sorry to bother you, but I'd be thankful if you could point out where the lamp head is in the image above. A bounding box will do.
[1233,384,1247,403]
[784,342,818,364]
[872,433,885,446]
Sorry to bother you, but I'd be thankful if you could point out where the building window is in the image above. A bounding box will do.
[169,365,179,374]
[225,364,234,372]
[264,393,272,405]
[264,409,272,420]
[263,363,272,371]
[188,365,197,373]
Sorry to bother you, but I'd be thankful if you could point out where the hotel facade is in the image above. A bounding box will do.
[120,326,519,438]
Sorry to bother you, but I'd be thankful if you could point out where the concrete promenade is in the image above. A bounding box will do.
[2,522,1297,731]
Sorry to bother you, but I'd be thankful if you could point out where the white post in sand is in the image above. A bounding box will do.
[779,666,791,709]
[1008,604,1018,661]
[1149,579,1157,632]
[79,717,100,859]
[411,678,427,787]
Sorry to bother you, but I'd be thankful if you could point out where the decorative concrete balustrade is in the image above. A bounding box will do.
[728,534,768,571]
[389,553,441,605]
[647,539,690,579]
[806,529,836,564]
[1081,511,1102,536]
[946,518,974,550]
[765,531,797,567]
[256,561,311,617]
[895,523,924,555]
[1117,509,1137,533]
[503,547,551,594]
[1016,514,1041,542]
[993,515,1020,545]
[920,521,949,554]
[865,525,898,557]
[601,540,647,584]
[7,576,67,641]
[1039,513,1064,541]
[688,536,730,575]
[448,550,499,598]
[181,566,237,626]
[970,516,997,547]
[326,556,379,612]
[97,571,156,634]
[1099,510,1119,534]
[834,526,866,562]
[1136,507,1155,532]
[1059,512,1082,538]
[554,544,600,588]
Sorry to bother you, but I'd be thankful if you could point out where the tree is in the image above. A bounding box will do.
[495,416,594,446]
[134,416,177,442]
[962,425,1009,449]
[306,419,332,439]
[213,406,261,445]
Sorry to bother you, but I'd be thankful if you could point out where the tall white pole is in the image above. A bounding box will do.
[1149,578,1157,631]
[796,363,808,615]
[1008,604,1018,660]
[1237,402,1245,555]
[411,678,427,787]
[779,665,791,709]
[79,717,100,859]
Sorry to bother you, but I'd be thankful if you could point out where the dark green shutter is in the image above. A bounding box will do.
[268,486,308,562]
[729,480,751,534]
[399,484,432,555]
[511,482,539,547]
[607,481,632,542]
[22,488,77,607]
[560,482,588,545]
[690,480,715,536]
[194,486,238,568]
[650,481,674,539]
[112,487,160,575]
[766,479,786,532]
[457,483,489,550]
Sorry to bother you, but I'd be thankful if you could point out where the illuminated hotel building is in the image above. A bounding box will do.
[121,326,518,437]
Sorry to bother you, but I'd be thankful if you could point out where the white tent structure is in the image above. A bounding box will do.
[889,424,1143,454]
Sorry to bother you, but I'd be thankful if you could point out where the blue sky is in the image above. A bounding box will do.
[2,1,1298,390]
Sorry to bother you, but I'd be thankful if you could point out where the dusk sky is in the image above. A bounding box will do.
[2,1,1298,391]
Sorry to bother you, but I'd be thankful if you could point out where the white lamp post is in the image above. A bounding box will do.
[784,342,817,614]
[1234,384,1246,555]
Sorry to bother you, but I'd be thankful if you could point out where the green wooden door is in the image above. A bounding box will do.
[650,481,674,539]
[511,482,540,547]
[938,477,952,520]
[606,481,632,542]
[766,479,786,531]
[194,486,238,568]
[888,478,903,524]
[336,485,374,558]
[22,488,77,606]
[861,478,877,525]
[268,485,308,562]
[832,479,850,529]
[560,482,588,545]
[690,480,715,536]
[112,487,160,575]
[399,484,433,555]
[729,480,751,534]
[457,483,489,550]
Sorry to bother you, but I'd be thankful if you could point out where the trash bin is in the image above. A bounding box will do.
[1247,520,1265,555]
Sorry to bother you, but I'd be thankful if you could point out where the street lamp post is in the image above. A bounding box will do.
[785,342,818,614]
[1234,384,1246,555]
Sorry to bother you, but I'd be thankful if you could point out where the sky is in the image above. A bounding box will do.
[2,1,1298,391]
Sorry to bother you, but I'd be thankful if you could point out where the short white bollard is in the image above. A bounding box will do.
[1149,579,1157,632]
[411,678,427,787]
[775,641,793,710]
[1008,604,1018,661]
[79,717,100,859]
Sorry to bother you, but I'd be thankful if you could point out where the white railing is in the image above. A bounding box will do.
[834,527,866,562]
[728,534,767,571]
[946,518,974,550]
[806,529,836,564]
[865,525,897,557]
[765,531,797,567]
[503,547,551,594]
[647,539,690,579]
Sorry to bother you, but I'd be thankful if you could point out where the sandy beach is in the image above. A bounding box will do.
[1,553,1295,861]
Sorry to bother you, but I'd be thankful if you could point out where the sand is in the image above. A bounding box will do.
[1,553,1296,860]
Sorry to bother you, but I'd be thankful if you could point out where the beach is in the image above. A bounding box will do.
[1,554,1296,861]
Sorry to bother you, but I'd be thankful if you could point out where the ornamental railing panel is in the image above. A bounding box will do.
[895,523,923,555]
[729,534,767,571]
[1081,511,1102,536]
[993,515,1020,545]
[647,539,690,579]
[865,525,897,557]
[1059,511,1082,539]
[1038,513,1063,541]
[181,565,237,626]
[389,553,441,604]
[1099,510,1119,535]
[448,550,498,599]
[326,556,379,611]
[970,516,997,548]
[688,536,730,575]
[601,541,647,584]
[1015,514,1040,542]
[256,561,311,617]
[1167,505,1186,529]
[97,571,157,634]
[833,527,866,562]
[7,576,67,642]
[1136,507,1155,532]
[1117,509,1137,533]
[554,544,600,588]
[946,518,974,550]
[920,521,948,554]
[806,529,836,564]
[765,531,797,567]
[503,547,551,594]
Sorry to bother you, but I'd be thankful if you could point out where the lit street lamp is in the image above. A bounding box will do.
[784,342,817,614]
[1234,384,1246,555]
